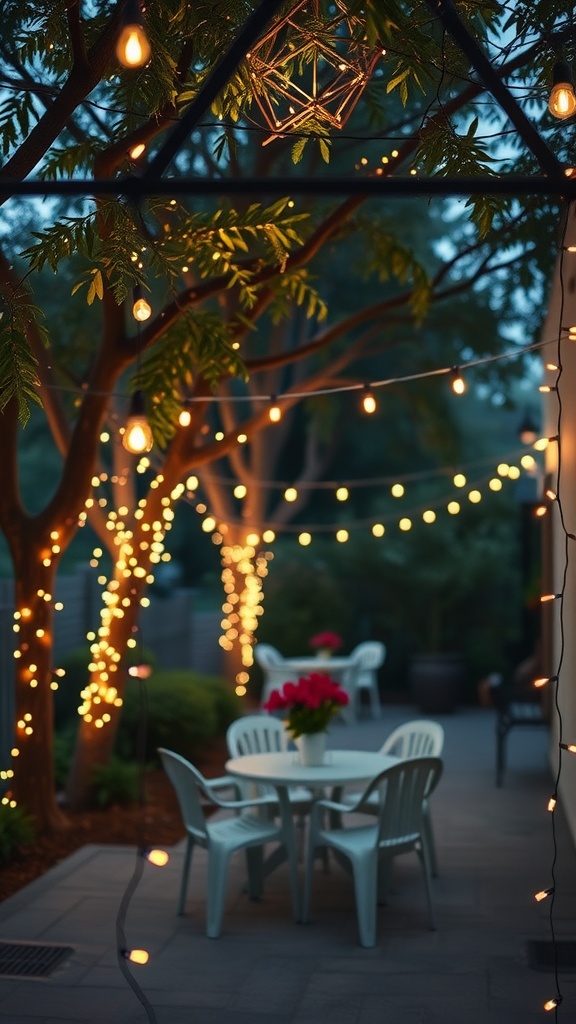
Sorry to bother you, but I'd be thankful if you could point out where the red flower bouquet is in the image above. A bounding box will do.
[309,631,343,654]
[264,672,349,738]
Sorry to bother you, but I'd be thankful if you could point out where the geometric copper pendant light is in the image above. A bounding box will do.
[245,0,385,144]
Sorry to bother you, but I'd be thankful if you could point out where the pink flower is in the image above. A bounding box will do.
[309,631,343,652]
[263,672,349,738]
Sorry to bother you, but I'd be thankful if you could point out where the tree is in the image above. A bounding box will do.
[0,0,573,827]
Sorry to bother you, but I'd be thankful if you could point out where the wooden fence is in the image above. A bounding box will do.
[0,569,221,769]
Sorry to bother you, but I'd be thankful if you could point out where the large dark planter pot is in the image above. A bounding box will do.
[409,653,464,714]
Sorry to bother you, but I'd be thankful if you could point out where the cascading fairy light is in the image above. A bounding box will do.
[216,531,274,696]
[0,536,69,807]
[77,472,183,729]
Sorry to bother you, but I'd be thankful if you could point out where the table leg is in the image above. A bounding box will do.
[275,785,302,922]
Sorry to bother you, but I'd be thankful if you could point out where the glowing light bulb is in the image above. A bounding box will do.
[362,388,377,414]
[450,367,466,395]
[548,796,557,812]
[544,997,561,1011]
[122,948,149,965]
[179,409,191,427]
[534,887,554,902]
[122,391,153,454]
[129,142,146,160]
[534,675,556,688]
[132,285,152,321]
[336,487,349,501]
[269,399,282,422]
[549,63,576,119]
[144,848,169,867]
[284,487,298,502]
[116,0,151,69]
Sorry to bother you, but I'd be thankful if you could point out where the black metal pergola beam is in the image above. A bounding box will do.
[0,174,574,200]
[143,0,286,179]
[423,0,564,178]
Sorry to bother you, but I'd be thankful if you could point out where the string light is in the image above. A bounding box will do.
[548,62,576,119]
[116,0,151,69]
[142,847,169,867]
[362,386,377,414]
[450,366,466,395]
[132,284,152,322]
[122,391,153,454]
[534,675,557,688]
[121,948,150,965]
[544,997,562,1012]
[269,397,282,422]
[534,887,554,902]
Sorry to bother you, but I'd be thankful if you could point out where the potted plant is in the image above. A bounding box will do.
[263,672,349,764]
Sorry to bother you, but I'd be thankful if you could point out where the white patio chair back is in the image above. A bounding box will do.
[158,747,285,938]
[376,719,444,876]
[253,643,283,668]
[227,714,288,757]
[226,715,312,814]
[380,719,444,759]
[347,641,386,718]
[303,756,443,947]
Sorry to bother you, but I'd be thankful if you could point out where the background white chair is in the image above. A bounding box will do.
[254,645,299,706]
[303,756,443,947]
[158,747,289,938]
[347,641,386,719]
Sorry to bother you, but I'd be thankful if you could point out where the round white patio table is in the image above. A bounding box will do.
[225,749,397,920]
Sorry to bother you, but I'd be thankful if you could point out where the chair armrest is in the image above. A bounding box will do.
[211,793,280,812]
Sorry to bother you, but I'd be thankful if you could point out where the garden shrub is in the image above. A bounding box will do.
[116,669,241,763]
[53,721,77,788]
[0,804,35,865]
[91,758,141,808]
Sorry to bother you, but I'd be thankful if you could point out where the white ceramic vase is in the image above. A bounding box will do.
[296,731,326,766]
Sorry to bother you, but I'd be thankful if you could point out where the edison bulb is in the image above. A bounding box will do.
[116,24,151,69]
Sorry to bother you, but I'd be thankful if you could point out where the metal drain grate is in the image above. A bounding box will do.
[0,942,74,978]
[527,940,576,973]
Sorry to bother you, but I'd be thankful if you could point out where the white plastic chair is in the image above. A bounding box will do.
[226,715,312,814]
[226,715,313,869]
[302,756,443,947]
[254,645,299,706]
[347,641,386,719]
[340,720,444,876]
[158,747,292,938]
